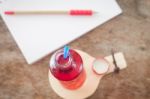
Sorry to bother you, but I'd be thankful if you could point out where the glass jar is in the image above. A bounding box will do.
[49,49,86,90]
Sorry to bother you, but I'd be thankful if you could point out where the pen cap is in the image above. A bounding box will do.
[70,10,93,15]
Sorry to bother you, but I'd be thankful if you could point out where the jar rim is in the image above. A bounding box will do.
[55,49,73,69]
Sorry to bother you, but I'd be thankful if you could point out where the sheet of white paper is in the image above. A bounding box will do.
[0,0,122,64]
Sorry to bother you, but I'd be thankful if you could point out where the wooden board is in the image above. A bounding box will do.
[48,50,127,99]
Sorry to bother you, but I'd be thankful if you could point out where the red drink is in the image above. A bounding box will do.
[49,49,86,90]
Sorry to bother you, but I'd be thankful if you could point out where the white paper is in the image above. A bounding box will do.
[0,0,122,64]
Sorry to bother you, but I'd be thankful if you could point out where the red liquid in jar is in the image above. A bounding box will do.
[49,49,86,90]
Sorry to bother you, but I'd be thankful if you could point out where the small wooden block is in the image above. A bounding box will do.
[48,50,127,99]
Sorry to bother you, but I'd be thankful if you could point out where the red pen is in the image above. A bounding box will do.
[4,10,97,16]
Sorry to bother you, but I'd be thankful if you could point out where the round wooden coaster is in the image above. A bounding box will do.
[49,50,103,99]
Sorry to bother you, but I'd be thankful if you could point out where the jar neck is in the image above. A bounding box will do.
[55,50,73,69]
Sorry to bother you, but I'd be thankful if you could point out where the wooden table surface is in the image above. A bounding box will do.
[0,0,150,99]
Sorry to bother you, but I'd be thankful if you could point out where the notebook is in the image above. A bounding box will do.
[0,0,122,64]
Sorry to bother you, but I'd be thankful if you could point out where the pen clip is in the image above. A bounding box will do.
[111,49,120,73]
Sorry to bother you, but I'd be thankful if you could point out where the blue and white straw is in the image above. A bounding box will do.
[63,45,70,59]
